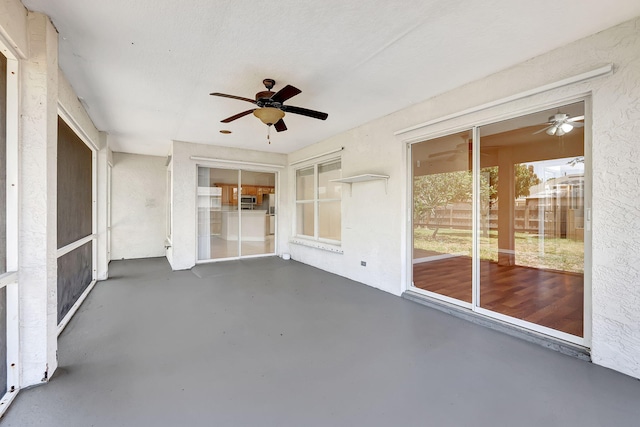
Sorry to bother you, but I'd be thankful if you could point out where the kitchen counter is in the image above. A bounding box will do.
[220,210,267,241]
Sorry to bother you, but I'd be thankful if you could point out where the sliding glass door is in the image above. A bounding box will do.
[477,102,585,338]
[197,167,276,261]
[411,101,587,343]
[412,130,473,305]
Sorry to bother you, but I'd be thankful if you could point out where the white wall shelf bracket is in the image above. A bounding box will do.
[331,174,390,196]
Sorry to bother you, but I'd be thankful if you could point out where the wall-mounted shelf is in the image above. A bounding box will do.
[330,174,390,196]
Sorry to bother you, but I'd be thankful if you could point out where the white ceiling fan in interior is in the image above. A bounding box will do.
[533,113,584,136]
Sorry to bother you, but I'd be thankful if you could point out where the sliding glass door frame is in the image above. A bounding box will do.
[407,96,592,348]
[195,164,279,263]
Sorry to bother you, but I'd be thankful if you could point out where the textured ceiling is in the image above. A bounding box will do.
[21,0,640,156]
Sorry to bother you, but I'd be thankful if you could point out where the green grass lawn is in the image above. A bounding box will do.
[414,227,583,273]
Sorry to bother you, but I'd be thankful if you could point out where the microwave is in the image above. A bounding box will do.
[240,195,256,205]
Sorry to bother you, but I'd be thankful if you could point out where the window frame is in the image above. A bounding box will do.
[294,157,342,245]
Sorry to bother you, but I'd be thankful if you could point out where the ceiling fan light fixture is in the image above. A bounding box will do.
[560,122,574,133]
[546,124,559,136]
[253,107,285,125]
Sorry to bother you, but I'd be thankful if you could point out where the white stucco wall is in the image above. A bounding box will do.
[58,72,101,148]
[111,152,167,260]
[286,16,640,379]
[169,141,288,270]
[287,127,403,296]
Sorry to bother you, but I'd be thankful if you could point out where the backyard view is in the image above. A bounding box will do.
[413,227,584,273]
[413,158,584,273]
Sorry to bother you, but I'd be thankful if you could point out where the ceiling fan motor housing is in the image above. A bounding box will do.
[255,90,275,101]
[550,113,569,122]
[256,97,283,109]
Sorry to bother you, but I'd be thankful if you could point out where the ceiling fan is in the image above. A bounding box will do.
[429,142,469,159]
[210,79,328,133]
[428,141,489,161]
[533,113,584,136]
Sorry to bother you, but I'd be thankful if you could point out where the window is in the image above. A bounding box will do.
[295,158,342,243]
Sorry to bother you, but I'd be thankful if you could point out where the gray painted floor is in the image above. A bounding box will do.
[2,257,640,426]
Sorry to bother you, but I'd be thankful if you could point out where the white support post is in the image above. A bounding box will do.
[18,12,59,387]
[96,133,110,280]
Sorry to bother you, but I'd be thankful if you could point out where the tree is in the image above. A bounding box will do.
[414,171,472,237]
[481,164,540,203]
[413,163,540,238]
[514,164,540,199]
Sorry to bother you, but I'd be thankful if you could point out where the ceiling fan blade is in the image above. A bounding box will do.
[210,92,256,104]
[274,119,287,132]
[270,85,301,103]
[532,125,552,135]
[569,121,584,128]
[282,105,328,120]
[568,115,585,122]
[221,109,256,123]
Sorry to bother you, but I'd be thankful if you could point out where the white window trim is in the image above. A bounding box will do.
[293,156,342,246]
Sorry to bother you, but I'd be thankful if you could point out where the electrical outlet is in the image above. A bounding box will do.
[361,261,366,266]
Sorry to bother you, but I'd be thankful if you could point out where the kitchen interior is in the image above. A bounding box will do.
[197,167,276,260]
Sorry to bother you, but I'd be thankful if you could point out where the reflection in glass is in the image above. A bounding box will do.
[318,160,341,241]
[319,201,341,241]
[296,203,314,237]
[411,130,473,303]
[197,167,237,260]
[479,101,584,337]
[240,171,276,256]
[318,160,341,199]
[296,167,314,200]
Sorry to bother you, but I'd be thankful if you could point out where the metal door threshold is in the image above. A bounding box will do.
[402,290,590,361]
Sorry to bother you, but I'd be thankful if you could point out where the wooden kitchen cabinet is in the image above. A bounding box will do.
[256,186,275,204]
[215,184,273,205]
[242,186,257,196]
[215,184,238,205]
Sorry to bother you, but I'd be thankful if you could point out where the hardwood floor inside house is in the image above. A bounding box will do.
[413,256,583,337]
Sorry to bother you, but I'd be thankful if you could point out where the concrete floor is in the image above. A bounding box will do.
[2,257,640,427]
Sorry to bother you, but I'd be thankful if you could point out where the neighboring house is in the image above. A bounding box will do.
[1,0,639,414]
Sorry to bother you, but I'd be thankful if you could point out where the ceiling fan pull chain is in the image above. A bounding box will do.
[267,125,271,144]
